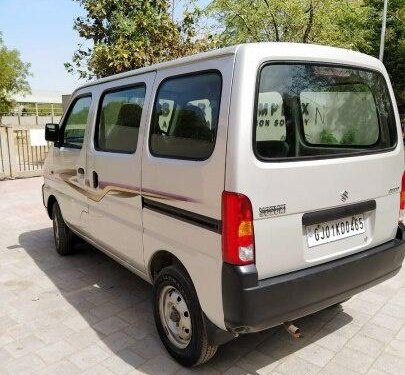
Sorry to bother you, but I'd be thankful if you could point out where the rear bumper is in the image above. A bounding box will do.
[222,226,405,334]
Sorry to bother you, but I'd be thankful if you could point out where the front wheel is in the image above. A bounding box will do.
[153,265,218,367]
[52,202,74,256]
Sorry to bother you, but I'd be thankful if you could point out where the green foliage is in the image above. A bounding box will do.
[206,0,369,49]
[205,0,404,104]
[362,0,405,104]
[66,0,404,105]
[0,33,31,116]
[319,129,338,144]
[341,129,356,145]
[66,0,215,79]
[21,103,63,116]
[68,108,90,124]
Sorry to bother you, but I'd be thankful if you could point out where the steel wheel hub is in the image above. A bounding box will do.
[158,285,192,349]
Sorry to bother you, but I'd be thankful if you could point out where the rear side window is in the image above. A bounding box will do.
[62,96,92,149]
[95,86,145,153]
[150,71,222,160]
[254,64,396,160]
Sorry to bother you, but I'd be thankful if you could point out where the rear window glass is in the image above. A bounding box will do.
[254,64,396,160]
[150,72,222,160]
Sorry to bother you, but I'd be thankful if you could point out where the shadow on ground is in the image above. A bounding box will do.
[19,228,352,374]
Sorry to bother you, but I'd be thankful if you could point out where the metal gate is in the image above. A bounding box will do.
[0,125,50,179]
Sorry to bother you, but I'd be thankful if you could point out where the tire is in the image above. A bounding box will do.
[153,265,218,367]
[52,202,74,256]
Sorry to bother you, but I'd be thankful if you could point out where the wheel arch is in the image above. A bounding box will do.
[148,250,192,283]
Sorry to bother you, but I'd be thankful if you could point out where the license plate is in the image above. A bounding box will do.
[306,214,365,248]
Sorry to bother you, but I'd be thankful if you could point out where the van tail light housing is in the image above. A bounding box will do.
[400,172,405,223]
[222,191,255,265]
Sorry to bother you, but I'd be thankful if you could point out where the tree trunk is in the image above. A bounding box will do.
[303,1,314,43]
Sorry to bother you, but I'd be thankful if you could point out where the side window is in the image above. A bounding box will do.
[62,96,92,148]
[150,72,222,160]
[95,86,146,153]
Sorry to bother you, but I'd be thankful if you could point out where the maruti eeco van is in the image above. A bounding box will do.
[42,43,405,366]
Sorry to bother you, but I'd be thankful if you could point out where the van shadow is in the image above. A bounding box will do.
[19,228,353,374]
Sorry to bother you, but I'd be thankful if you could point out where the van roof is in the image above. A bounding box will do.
[76,42,383,91]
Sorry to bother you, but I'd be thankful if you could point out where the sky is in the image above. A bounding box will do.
[0,0,211,95]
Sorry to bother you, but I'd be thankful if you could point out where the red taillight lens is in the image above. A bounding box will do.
[222,191,255,265]
[400,172,405,210]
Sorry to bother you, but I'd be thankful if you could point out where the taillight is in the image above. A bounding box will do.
[400,172,405,222]
[222,191,255,265]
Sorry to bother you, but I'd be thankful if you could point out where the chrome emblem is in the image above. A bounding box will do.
[340,190,349,202]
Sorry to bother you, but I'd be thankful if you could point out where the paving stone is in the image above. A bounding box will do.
[372,352,405,375]
[3,353,45,374]
[395,326,405,341]
[312,329,351,352]
[129,336,167,360]
[221,366,250,375]
[370,312,404,331]
[346,334,384,357]
[1,175,405,375]
[294,343,335,368]
[97,330,136,353]
[0,334,14,348]
[359,322,397,344]
[137,354,181,375]
[114,347,147,369]
[275,355,322,375]
[35,359,81,375]
[81,364,115,375]
[101,355,139,375]
[0,347,13,365]
[4,334,46,358]
[318,362,360,375]
[384,338,405,358]
[329,347,374,374]
[65,328,103,350]
[62,315,92,333]
[68,344,111,370]
[35,340,76,364]
[93,316,129,336]
[236,350,280,374]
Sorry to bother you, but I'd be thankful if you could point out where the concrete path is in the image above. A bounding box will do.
[0,177,404,375]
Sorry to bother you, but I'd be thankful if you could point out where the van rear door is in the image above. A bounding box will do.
[241,63,402,280]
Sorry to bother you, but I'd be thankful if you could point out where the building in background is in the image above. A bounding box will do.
[0,90,69,180]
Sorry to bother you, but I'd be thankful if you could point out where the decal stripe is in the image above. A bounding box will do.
[53,170,198,203]
[143,198,221,233]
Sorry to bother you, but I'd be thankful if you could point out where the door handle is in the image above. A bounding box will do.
[92,171,99,188]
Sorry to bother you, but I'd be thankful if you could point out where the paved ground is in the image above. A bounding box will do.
[0,177,405,375]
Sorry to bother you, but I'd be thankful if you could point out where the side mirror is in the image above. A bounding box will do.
[45,123,59,143]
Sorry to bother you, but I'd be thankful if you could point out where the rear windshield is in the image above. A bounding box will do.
[254,63,397,160]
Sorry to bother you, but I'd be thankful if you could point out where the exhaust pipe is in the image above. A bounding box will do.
[283,322,302,339]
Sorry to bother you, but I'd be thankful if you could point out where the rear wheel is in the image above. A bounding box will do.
[52,202,74,255]
[153,265,218,367]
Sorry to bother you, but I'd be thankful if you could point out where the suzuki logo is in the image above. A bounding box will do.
[340,190,349,202]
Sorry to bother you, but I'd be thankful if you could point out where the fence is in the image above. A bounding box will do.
[0,123,53,179]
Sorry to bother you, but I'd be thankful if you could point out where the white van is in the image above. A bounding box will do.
[43,43,405,366]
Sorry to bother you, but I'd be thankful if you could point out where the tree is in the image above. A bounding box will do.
[66,0,214,79]
[0,34,31,118]
[206,0,369,50]
[362,0,405,105]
